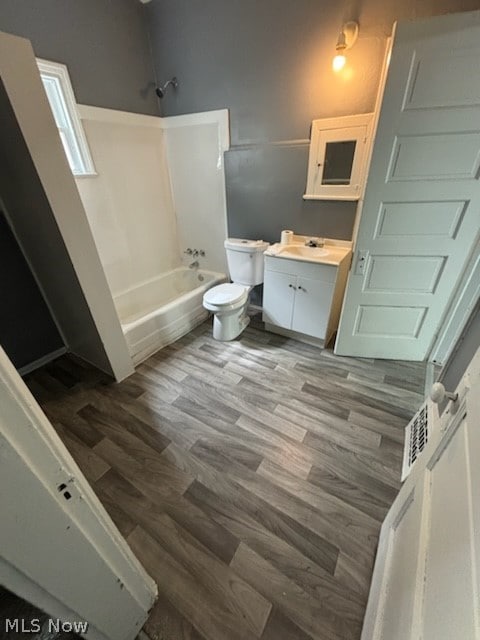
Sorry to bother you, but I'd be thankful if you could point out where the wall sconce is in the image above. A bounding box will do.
[332,21,359,72]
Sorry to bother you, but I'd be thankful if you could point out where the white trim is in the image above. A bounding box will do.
[17,347,67,376]
[351,34,394,248]
[36,58,96,176]
[78,104,163,129]
[428,232,480,365]
[303,194,360,202]
[77,105,231,153]
[264,323,325,348]
[161,109,231,152]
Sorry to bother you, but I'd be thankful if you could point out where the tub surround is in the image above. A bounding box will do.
[75,106,230,363]
[76,106,179,298]
[163,110,230,275]
[75,105,229,296]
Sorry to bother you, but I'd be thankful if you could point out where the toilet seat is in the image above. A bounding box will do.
[203,283,248,307]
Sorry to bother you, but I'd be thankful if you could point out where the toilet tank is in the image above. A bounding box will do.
[224,238,269,286]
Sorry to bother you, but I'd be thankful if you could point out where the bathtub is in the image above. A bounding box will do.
[114,267,226,364]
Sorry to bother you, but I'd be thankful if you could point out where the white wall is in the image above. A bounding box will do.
[76,106,180,297]
[163,110,230,274]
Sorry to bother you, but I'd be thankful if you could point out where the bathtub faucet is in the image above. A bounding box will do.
[189,260,199,269]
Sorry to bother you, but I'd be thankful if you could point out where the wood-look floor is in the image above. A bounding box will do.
[25,317,426,640]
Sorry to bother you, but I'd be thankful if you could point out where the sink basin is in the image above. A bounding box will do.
[280,245,329,259]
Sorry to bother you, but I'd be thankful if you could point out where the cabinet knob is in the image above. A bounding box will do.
[298,286,305,292]
[288,284,296,289]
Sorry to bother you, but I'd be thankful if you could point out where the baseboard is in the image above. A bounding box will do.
[248,303,263,313]
[264,323,324,348]
[18,347,67,376]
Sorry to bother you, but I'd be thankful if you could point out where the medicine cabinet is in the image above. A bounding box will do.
[304,113,373,201]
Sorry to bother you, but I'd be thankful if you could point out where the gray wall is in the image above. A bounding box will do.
[441,303,480,392]
[0,210,63,370]
[0,0,158,115]
[145,0,480,243]
[0,77,111,375]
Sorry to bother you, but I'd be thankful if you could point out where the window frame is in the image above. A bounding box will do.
[36,58,96,177]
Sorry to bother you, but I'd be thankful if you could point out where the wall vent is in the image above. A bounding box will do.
[401,402,429,481]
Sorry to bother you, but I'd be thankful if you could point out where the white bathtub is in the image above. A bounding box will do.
[114,267,226,364]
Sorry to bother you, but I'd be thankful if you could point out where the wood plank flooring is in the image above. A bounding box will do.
[25,317,426,640]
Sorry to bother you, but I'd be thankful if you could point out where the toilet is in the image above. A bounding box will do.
[203,238,269,341]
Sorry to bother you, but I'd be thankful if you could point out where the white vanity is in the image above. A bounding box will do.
[262,236,352,346]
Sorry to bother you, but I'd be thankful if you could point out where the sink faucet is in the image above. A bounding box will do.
[305,237,325,248]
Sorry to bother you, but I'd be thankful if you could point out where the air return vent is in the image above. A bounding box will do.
[401,402,429,481]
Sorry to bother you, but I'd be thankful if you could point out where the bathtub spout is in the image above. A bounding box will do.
[189,260,199,269]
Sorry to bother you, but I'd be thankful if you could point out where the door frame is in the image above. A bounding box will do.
[0,346,157,640]
[428,233,480,365]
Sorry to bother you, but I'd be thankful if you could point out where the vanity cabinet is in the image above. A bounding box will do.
[263,254,349,345]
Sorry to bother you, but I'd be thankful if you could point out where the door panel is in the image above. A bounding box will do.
[336,11,480,360]
[376,487,424,639]
[354,305,426,338]
[363,255,445,293]
[388,133,480,181]
[404,49,480,110]
[422,422,477,640]
[375,201,466,239]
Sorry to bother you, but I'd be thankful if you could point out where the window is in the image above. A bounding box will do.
[36,58,96,176]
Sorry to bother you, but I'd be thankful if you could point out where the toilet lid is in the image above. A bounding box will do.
[204,283,248,306]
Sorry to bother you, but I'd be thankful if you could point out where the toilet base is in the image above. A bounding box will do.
[212,310,250,341]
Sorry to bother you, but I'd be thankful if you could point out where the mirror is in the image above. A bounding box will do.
[322,140,357,185]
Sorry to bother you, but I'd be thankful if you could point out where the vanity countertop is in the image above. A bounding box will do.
[265,236,352,267]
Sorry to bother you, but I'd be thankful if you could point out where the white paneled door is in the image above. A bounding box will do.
[361,347,480,639]
[336,10,480,360]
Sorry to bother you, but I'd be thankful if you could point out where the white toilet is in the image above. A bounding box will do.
[203,238,269,341]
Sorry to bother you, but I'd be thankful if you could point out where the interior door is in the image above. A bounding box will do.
[362,346,480,639]
[336,10,480,360]
[0,346,156,640]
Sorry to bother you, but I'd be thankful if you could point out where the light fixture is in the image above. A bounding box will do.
[333,21,359,72]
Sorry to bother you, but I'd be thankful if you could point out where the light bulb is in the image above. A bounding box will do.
[332,54,346,72]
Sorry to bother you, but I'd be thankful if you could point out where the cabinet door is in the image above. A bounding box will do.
[263,270,296,329]
[292,276,334,339]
